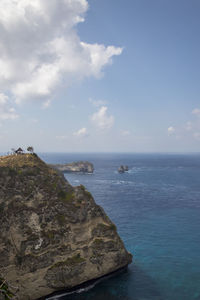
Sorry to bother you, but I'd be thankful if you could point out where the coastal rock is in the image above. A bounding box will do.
[50,161,94,173]
[0,154,132,300]
[118,165,129,173]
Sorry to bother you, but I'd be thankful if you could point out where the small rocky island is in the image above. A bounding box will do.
[118,165,129,173]
[0,154,132,300]
[50,161,94,173]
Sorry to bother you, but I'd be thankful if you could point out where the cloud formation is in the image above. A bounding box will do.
[73,127,89,138]
[0,0,122,105]
[0,93,18,121]
[91,106,114,130]
[165,106,200,142]
[167,126,175,136]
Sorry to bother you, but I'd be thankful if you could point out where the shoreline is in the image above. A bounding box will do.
[38,265,129,300]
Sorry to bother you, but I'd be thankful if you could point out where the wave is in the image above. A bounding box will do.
[45,267,127,299]
[45,283,96,299]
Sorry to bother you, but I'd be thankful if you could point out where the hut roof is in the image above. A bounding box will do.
[16,147,23,152]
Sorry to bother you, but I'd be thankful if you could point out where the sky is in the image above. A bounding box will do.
[0,0,200,153]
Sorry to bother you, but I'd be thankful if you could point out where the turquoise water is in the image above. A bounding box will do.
[41,153,200,300]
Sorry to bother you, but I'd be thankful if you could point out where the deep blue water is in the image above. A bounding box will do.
[40,153,200,300]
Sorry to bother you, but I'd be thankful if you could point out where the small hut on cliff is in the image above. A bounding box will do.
[15,147,24,154]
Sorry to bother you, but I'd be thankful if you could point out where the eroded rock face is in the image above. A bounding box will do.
[49,161,94,173]
[0,154,132,300]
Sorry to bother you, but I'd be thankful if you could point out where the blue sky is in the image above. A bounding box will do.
[0,0,200,152]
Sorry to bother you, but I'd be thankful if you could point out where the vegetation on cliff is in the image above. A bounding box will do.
[0,278,13,300]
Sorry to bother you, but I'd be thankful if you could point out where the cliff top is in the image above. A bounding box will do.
[0,153,48,170]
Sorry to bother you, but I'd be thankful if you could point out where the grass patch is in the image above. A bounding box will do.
[96,223,116,232]
[109,224,117,231]
[58,190,74,203]
[42,230,55,240]
[93,238,104,246]
[97,223,110,230]
[92,238,107,251]
[56,214,66,226]
[80,185,85,191]
[85,190,92,198]
[0,154,46,169]
[80,185,92,198]
[52,182,57,190]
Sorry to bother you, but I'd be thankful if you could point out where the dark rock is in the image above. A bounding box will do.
[118,165,129,173]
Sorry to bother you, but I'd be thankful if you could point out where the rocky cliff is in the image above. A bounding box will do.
[118,165,129,173]
[0,154,132,300]
[49,161,94,173]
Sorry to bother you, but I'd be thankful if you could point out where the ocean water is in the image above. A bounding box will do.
[40,153,200,300]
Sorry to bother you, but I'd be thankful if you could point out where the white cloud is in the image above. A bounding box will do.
[0,0,122,105]
[73,127,89,138]
[91,106,114,130]
[89,98,107,107]
[0,93,18,121]
[192,108,200,116]
[167,126,175,136]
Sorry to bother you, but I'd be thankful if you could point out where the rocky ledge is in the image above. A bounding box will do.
[49,161,94,173]
[0,154,132,300]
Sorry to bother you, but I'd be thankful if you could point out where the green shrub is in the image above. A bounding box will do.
[0,278,14,300]
[58,190,74,203]
[109,224,117,231]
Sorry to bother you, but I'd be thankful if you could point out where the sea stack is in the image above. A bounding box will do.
[118,165,129,173]
[0,154,132,300]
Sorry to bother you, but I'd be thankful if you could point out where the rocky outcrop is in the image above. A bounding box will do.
[0,154,132,300]
[50,161,94,173]
[118,165,129,173]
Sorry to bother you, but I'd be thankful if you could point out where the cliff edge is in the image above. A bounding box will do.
[0,154,132,300]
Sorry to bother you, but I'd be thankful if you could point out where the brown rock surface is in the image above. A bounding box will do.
[0,154,132,300]
[49,161,94,173]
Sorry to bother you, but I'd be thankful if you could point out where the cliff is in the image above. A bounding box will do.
[0,154,132,300]
[49,161,94,173]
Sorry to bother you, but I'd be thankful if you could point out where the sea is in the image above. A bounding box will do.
[40,153,200,300]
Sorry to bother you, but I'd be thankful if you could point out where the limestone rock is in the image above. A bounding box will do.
[49,161,94,173]
[118,165,129,173]
[0,154,132,300]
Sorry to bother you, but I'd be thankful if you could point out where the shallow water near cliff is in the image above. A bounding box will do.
[41,153,200,300]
